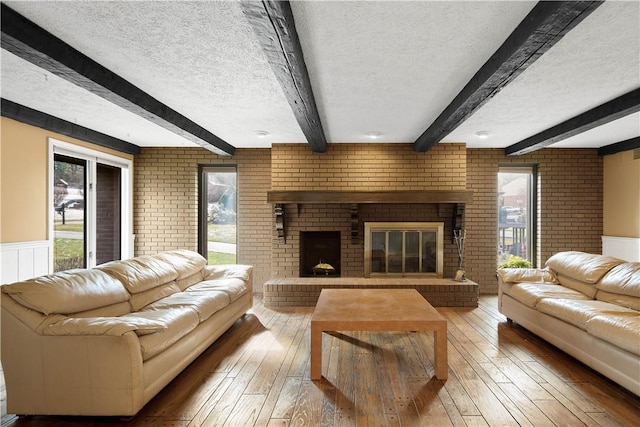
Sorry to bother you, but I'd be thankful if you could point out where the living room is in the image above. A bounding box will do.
[1,1,639,425]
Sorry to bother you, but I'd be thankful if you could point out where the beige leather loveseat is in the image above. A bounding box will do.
[1,250,253,416]
[497,251,639,396]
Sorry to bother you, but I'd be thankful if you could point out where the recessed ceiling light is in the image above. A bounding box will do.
[255,131,269,138]
[475,131,490,139]
[366,131,382,139]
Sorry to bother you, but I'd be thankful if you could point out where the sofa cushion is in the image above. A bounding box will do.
[186,278,248,302]
[70,301,132,318]
[143,291,230,322]
[536,299,637,330]
[587,314,640,356]
[98,255,178,294]
[596,262,640,310]
[545,251,623,284]
[176,271,205,292]
[1,269,129,315]
[509,283,590,308]
[129,282,181,311]
[155,250,206,289]
[596,290,640,311]
[556,273,599,298]
[122,308,199,361]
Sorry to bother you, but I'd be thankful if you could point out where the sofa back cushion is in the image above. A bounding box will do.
[546,251,623,284]
[97,255,178,294]
[98,254,182,310]
[156,250,206,291]
[1,269,129,315]
[595,263,640,310]
[129,283,182,311]
[555,273,599,298]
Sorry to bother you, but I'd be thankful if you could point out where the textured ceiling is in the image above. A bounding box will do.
[1,1,639,152]
[444,0,640,148]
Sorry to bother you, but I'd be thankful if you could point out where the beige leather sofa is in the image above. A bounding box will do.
[497,251,639,396]
[1,250,253,416]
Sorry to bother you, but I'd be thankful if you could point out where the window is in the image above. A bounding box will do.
[364,222,444,277]
[198,165,237,264]
[50,139,132,271]
[498,166,536,267]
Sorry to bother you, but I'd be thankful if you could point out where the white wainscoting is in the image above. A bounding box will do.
[1,241,51,284]
[602,236,640,262]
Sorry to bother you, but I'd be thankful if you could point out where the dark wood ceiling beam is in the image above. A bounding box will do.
[2,99,140,155]
[0,4,235,156]
[506,89,640,155]
[241,0,327,153]
[598,137,640,156]
[414,1,603,152]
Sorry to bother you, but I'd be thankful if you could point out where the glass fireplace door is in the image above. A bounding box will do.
[364,222,444,277]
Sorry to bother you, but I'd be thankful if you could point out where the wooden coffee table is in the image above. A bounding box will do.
[310,288,448,380]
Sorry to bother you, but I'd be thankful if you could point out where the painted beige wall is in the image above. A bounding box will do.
[0,117,133,244]
[603,149,640,237]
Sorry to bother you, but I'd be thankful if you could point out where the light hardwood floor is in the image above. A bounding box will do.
[2,295,639,426]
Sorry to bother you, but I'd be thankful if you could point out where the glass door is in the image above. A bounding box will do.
[53,154,87,271]
[498,166,536,267]
[199,165,237,264]
[364,222,444,277]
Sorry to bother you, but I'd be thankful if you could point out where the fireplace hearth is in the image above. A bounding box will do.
[299,231,341,277]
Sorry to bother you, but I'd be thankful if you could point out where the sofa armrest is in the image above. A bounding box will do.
[43,316,167,336]
[203,264,252,281]
[1,306,146,416]
[497,268,558,285]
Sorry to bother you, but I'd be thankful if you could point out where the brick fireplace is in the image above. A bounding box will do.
[262,142,488,307]
[269,142,470,279]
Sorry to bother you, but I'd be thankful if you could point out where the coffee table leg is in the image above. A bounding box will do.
[310,323,322,380]
[434,325,448,380]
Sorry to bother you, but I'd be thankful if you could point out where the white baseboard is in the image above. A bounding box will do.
[602,236,640,262]
[1,241,51,284]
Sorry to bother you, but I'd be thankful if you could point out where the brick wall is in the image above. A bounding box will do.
[466,149,602,293]
[271,143,466,190]
[134,148,272,291]
[134,144,602,295]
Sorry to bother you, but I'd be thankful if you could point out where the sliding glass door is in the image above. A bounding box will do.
[51,139,131,271]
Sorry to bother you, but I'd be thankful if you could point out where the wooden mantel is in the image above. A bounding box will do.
[267,190,472,244]
[267,190,473,204]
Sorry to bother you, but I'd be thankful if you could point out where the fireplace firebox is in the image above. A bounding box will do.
[299,231,341,277]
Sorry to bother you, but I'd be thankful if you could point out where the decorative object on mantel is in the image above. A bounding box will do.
[312,261,336,275]
[453,229,466,281]
[274,203,285,243]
